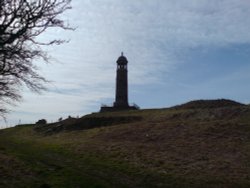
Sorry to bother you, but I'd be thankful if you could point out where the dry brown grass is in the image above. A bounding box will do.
[1,99,250,187]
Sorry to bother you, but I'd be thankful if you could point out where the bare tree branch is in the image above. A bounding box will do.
[0,0,73,117]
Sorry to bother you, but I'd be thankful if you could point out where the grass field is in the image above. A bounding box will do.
[1,100,250,188]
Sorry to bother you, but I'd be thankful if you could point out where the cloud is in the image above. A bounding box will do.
[1,0,250,128]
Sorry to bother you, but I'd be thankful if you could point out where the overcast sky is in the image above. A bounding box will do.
[1,0,250,128]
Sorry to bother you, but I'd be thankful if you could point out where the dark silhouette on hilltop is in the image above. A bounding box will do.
[36,119,47,125]
[100,53,139,112]
[114,52,129,108]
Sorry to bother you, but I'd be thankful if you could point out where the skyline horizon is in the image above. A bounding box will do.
[1,95,249,128]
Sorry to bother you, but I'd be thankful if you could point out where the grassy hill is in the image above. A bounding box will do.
[1,99,250,188]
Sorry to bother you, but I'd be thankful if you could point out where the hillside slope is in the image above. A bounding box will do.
[1,99,250,188]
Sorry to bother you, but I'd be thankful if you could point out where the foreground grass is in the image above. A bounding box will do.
[0,126,137,188]
[1,104,250,187]
[0,125,177,188]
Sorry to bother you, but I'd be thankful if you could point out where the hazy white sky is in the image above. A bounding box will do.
[1,0,250,128]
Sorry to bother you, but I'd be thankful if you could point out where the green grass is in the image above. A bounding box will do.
[1,103,250,187]
[0,126,128,188]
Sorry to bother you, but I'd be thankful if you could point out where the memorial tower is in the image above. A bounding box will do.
[113,52,129,108]
[100,53,139,112]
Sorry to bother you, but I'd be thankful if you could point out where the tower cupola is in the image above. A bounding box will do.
[117,52,128,65]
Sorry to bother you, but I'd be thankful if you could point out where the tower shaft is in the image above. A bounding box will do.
[114,65,128,107]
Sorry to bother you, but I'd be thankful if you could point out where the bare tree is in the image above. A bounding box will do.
[0,0,73,117]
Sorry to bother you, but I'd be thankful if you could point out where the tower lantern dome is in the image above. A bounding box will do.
[117,52,128,65]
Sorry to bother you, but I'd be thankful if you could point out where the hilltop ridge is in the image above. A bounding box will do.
[172,99,244,109]
[35,99,247,134]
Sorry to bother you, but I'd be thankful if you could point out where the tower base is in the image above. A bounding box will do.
[100,105,139,113]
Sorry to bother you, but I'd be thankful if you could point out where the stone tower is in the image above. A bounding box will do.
[114,52,129,108]
[100,53,139,112]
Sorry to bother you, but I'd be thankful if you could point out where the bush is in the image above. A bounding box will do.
[36,119,47,125]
